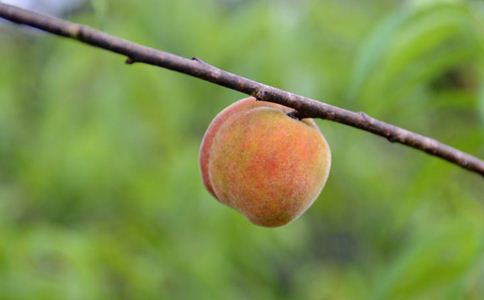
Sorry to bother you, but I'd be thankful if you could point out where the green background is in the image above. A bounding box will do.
[0,0,483,299]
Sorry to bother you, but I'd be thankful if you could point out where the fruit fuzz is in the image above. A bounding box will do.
[199,97,331,227]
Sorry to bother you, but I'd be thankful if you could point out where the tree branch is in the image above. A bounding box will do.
[1,2,483,177]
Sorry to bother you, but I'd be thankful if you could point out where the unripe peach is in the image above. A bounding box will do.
[199,97,331,227]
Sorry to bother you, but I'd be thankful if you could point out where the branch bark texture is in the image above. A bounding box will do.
[1,3,483,176]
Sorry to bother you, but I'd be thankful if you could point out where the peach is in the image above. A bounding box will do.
[199,97,331,227]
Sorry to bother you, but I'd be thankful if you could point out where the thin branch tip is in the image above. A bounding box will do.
[191,57,210,66]
[358,112,371,122]
[287,110,302,120]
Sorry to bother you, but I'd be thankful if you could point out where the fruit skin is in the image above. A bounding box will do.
[199,97,331,227]
[199,98,291,198]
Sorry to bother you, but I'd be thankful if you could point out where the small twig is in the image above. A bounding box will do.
[0,3,483,176]
[125,57,136,65]
[286,111,302,120]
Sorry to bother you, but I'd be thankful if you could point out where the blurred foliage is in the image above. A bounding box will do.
[0,0,483,299]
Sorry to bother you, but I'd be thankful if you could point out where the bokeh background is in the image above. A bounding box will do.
[0,0,483,299]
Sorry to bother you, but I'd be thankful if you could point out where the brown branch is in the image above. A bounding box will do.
[1,3,483,177]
